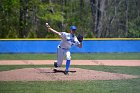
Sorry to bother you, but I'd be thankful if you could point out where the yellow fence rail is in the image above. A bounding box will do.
[0,38,140,40]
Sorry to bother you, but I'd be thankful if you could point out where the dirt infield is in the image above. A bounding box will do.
[0,68,138,81]
[0,60,139,81]
[0,60,140,66]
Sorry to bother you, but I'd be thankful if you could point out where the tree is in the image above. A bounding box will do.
[0,0,19,38]
[0,0,140,38]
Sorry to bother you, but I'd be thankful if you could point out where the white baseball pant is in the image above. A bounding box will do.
[56,46,71,67]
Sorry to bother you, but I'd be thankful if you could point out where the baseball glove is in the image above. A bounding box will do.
[77,34,83,42]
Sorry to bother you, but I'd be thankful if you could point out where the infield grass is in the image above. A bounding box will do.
[0,65,140,93]
[0,53,140,60]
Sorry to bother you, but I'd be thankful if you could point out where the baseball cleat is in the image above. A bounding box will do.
[64,70,69,75]
[54,62,58,68]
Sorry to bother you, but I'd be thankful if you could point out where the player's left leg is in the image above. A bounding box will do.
[65,50,71,75]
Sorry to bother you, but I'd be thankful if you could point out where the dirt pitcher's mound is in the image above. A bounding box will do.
[0,68,138,81]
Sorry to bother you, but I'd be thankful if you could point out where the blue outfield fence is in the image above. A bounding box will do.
[0,39,140,53]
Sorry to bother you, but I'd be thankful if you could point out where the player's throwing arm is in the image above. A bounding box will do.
[46,23,61,36]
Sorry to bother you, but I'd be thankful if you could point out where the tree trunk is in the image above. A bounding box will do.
[91,0,106,38]
[80,0,84,20]
[125,0,128,37]
[97,0,106,37]
[19,0,24,38]
[61,0,64,32]
[90,0,96,36]
[19,0,28,38]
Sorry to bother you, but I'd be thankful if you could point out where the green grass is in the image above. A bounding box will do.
[0,65,140,93]
[0,53,140,60]
[0,65,53,71]
[0,79,140,93]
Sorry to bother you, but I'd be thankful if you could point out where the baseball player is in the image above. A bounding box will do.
[46,23,83,75]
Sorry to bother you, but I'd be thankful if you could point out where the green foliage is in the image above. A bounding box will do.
[0,0,20,38]
[0,53,140,60]
[6,29,18,38]
[128,17,140,37]
[37,3,63,22]
[0,0,140,38]
[27,30,37,38]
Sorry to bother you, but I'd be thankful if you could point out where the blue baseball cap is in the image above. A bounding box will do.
[70,26,77,31]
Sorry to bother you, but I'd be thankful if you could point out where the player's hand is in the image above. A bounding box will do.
[46,23,51,28]
[46,23,51,32]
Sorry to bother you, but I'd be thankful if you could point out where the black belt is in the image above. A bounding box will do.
[59,46,69,50]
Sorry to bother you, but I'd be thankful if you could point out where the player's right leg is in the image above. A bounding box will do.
[54,46,64,70]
